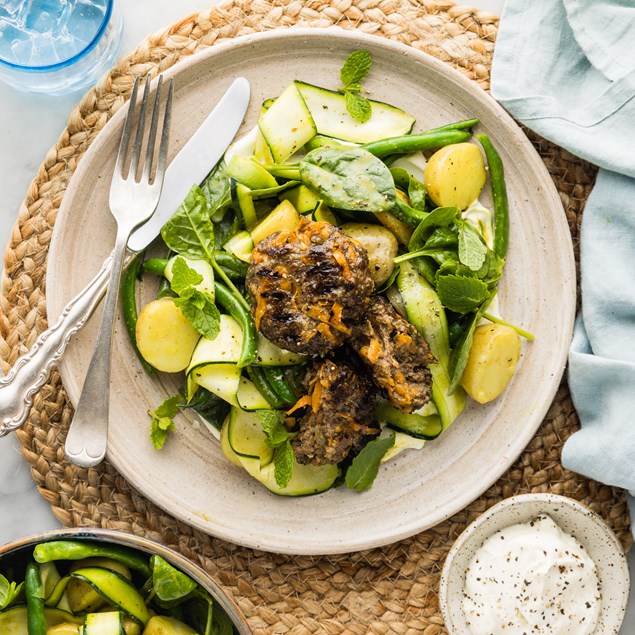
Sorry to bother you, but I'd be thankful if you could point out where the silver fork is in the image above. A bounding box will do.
[64,74,173,468]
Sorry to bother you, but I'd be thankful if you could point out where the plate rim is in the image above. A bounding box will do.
[47,26,576,555]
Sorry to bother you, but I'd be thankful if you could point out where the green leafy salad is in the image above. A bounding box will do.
[0,539,236,634]
[122,51,533,496]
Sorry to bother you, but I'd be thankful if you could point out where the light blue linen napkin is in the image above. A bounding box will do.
[490,0,635,534]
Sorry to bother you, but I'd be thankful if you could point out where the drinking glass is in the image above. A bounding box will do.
[0,0,123,95]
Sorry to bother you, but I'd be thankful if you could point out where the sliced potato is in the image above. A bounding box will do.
[136,298,200,373]
[251,199,300,244]
[424,142,486,209]
[123,617,142,635]
[142,615,197,635]
[341,222,399,286]
[46,624,81,635]
[461,324,521,404]
[375,211,413,246]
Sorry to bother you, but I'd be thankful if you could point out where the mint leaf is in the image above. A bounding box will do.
[170,257,203,295]
[174,290,220,340]
[345,91,372,123]
[345,433,395,492]
[257,409,293,448]
[0,576,22,610]
[274,440,294,488]
[340,50,372,87]
[436,274,489,314]
[458,222,488,271]
[161,185,215,261]
[150,394,182,450]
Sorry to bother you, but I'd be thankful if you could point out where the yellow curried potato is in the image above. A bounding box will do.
[461,324,521,404]
[424,142,487,210]
[136,298,200,373]
[142,615,197,635]
[341,222,399,286]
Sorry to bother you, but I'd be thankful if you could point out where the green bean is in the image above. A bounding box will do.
[362,129,471,159]
[33,540,151,577]
[477,134,509,259]
[121,256,156,376]
[247,366,284,408]
[262,367,298,406]
[214,282,257,367]
[24,562,45,635]
[428,117,480,133]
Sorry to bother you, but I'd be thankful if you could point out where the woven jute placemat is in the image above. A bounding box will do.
[1,1,631,633]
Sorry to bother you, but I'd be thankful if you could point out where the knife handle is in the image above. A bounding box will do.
[0,253,114,437]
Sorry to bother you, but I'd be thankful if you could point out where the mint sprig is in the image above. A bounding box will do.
[257,409,295,488]
[340,50,372,123]
[150,394,182,450]
[170,257,220,340]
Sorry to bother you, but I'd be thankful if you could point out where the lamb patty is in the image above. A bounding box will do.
[290,359,379,466]
[245,218,374,356]
[350,296,435,413]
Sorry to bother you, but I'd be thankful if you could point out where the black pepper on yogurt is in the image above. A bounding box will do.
[462,515,600,635]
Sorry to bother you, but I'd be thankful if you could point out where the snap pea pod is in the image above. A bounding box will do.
[33,540,151,578]
[477,134,509,259]
[247,366,284,408]
[24,561,45,635]
[214,281,257,368]
[121,255,156,376]
[262,367,298,406]
[362,129,471,159]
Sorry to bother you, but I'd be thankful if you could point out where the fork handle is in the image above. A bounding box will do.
[64,231,129,468]
[0,253,114,437]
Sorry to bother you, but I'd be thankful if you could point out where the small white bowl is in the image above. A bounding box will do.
[440,493,630,634]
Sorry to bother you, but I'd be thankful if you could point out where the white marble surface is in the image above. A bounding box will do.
[0,0,633,631]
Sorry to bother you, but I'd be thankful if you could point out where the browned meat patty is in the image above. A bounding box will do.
[245,218,374,356]
[290,359,379,466]
[350,295,435,413]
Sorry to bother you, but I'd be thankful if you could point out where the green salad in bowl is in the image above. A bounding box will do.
[0,528,251,635]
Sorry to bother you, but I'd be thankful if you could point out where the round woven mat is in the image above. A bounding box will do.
[1,1,631,633]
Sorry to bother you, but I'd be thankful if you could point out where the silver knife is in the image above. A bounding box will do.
[0,76,251,436]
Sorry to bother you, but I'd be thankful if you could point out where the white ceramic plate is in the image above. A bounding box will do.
[47,28,575,555]
[439,494,630,634]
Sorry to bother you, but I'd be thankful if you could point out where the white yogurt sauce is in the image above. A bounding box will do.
[463,515,601,635]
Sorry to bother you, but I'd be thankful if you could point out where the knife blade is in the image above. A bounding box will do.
[129,76,250,252]
[0,76,251,436]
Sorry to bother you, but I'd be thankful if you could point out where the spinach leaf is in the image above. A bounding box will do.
[390,167,426,211]
[408,206,460,252]
[436,275,489,314]
[345,432,395,491]
[161,185,215,261]
[201,159,231,216]
[448,312,480,394]
[151,555,197,602]
[299,147,396,213]
[150,394,182,450]
[186,387,230,431]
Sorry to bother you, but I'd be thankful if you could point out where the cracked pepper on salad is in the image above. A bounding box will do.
[121,50,533,496]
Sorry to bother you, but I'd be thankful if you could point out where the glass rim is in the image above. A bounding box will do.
[0,0,114,73]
